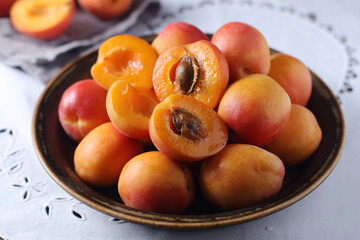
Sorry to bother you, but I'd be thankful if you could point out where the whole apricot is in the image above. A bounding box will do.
[58,79,110,142]
[268,53,312,106]
[200,144,285,211]
[264,104,322,167]
[212,22,270,82]
[218,74,291,146]
[74,122,143,187]
[152,22,209,55]
[118,151,195,214]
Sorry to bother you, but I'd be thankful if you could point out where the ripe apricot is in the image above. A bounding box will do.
[212,22,270,82]
[268,53,312,106]
[58,79,110,142]
[74,122,143,187]
[218,74,291,146]
[152,40,229,109]
[149,94,228,162]
[200,144,285,211]
[264,104,322,167]
[10,0,75,40]
[152,22,209,55]
[106,80,159,139]
[91,34,158,90]
[118,151,195,214]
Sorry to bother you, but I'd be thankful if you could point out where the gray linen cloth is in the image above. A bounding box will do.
[0,0,159,83]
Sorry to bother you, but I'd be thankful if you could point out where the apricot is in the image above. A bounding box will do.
[74,122,143,187]
[200,144,285,211]
[218,74,291,146]
[106,80,158,139]
[10,0,75,40]
[0,0,16,17]
[58,79,110,142]
[211,22,270,82]
[149,94,228,162]
[91,34,158,90]
[78,0,133,20]
[118,151,195,214]
[153,40,229,109]
[264,104,322,167]
[268,53,312,106]
[151,22,209,55]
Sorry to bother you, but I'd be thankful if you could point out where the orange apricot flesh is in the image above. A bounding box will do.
[149,94,228,162]
[106,80,158,139]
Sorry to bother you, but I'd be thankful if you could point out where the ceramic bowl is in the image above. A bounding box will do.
[33,35,345,228]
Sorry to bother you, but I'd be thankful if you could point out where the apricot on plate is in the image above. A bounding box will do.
[106,80,159,139]
[218,74,291,146]
[149,94,228,162]
[74,122,143,187]
[268,53,312,106]
[200,144,285,211]
[118,151,195,214]
[264,104,322,167]
[211,22,270,82]
[58,79,109,142]
[153,40,229,109]
[151,21,209,55]
[91,34,158,90]
[10,0,75,40]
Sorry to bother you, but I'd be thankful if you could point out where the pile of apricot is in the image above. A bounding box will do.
[58,21,322,214]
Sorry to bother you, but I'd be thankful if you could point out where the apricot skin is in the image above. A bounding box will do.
[218,74,291,146]
[74,123,143,187]
[152,22,209,55]
[58,79,110,142]
[200,144,285,211]
[264,104,322,167]
[268,53,312,106]
[118,151,195,214]
[211,22,270,82]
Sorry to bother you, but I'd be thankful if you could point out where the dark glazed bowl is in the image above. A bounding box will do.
[32,35,345,228]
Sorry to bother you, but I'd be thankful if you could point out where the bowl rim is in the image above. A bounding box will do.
[32,38,346,229]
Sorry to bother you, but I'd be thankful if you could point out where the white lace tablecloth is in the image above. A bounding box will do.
[1,0,360,239]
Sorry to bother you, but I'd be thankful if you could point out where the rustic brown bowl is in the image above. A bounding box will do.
[32,35,345,229]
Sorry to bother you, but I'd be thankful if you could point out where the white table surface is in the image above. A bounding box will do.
[1,0,360,239]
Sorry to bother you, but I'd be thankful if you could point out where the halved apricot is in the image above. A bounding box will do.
[149,94,228,162]
[91,34,158,90]
[152,40,229,109]
[106,80,158,139]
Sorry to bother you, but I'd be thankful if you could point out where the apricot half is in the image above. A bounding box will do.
[10,0,75,40]
[91,34,158,90]
[149,94,228,162]
[106,80,158,139]
[152,40,229,109]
